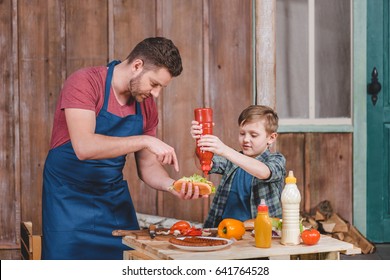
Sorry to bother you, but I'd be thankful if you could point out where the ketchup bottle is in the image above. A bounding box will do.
[194,108,213,176]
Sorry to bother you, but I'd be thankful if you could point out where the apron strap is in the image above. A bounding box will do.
[135,100,142,115]
[103,60,121,111]
[104,60,142,116]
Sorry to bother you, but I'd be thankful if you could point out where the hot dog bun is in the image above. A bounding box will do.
[243,219,255,230]
[173,180,212,195]
[171,174,215,195]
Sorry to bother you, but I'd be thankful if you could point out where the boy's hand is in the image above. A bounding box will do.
[190,120,215,139]
[197,135,229,157]
[190,120,202,139]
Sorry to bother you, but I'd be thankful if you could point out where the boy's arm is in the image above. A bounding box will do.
[197,134,272,180]
[221,147,272,180]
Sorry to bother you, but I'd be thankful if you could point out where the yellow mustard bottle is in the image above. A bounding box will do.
[255,199,272,248]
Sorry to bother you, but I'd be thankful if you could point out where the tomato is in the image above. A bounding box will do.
[301,228,321,245]
[217,218,246,240]
[170,220,191,235]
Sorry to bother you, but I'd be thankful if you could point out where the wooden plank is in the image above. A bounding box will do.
[65,0,108,73]
[111,0,158,216]
[18,0,50,237]
[309,133,353,222]
[12,0,22,246]
[304,133,313,214]
[0,0,19,249]
[278,133,353,223]
[202,0,211,220]
[113,229,172,241]
[202,0,211,107]
[343,246,362,255]
[0,250,21,260]
[155,0,165,217]
[277,133,306,211]
[201,0,253,222]
[255,0,276,108]
[123,250,157,260]
[288,251,340,260]
[110,0,156,60]
[47,0,66,141]
[208,0,253,151]
[346,224,375,254]
[158,0,205,222]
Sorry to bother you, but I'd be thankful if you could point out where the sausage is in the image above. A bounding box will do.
[169,237,227,247]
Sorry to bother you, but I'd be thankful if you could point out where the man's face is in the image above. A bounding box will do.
[128,68,172,102]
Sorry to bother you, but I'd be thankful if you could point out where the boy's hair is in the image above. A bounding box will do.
[238,105,279,134]
[126,37,183,77]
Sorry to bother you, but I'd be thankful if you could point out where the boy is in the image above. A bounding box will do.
[191,105,286,228]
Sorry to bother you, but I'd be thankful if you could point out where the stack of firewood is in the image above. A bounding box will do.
[302,200,375,254]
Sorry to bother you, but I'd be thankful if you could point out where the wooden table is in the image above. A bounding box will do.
[122,232,359,260]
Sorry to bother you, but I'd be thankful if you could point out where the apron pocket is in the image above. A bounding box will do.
[45,184,95,231]
[108,181,139,229]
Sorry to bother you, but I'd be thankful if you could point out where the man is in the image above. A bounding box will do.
[42,37,201,260]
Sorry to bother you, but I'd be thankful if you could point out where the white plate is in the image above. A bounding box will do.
[169,237,233,252]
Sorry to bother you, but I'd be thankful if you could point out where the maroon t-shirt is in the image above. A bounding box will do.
[50,66,158,148]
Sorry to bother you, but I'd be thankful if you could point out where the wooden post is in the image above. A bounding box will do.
[255,0,276,109]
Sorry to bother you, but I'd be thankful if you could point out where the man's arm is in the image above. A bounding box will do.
[135,149,207,199]
[65,108,179,171]
[65,108,143,159]
[135,149,176,192]
[66,107,205,199]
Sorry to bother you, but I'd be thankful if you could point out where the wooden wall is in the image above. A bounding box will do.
[0,0,352,259]
[277,133,353,222]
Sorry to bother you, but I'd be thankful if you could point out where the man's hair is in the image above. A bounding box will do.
[238,105,279,134]
[126,37,183,77]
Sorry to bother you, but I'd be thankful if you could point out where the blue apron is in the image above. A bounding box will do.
[42,60,142,260]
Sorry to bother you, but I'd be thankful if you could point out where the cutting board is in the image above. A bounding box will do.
[130,229,173,241]
[112,229,173,240]
[113,228,218,240]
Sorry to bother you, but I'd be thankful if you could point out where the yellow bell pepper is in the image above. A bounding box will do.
[217,218,246,240]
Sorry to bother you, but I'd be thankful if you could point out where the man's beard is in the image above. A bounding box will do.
[128,74,148,103]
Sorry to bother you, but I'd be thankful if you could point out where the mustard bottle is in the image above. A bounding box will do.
[255,199,272,248]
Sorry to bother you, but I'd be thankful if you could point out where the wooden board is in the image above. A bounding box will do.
[114,229,172,241]
[114,228,218,241]
[122,232,354,260]
[278,133,353,222]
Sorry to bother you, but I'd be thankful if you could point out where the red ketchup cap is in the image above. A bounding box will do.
[257,199,268,212]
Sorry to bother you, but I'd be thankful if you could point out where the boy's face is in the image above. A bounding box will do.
[238,120,277,157]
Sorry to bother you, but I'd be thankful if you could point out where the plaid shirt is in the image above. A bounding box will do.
[204,149,286,228]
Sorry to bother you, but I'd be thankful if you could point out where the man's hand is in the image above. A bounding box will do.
[143,135,179,172]
[168,181,209,200]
